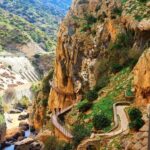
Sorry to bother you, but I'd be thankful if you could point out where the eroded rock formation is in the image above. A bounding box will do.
[48,0,150,111]
[134,48,150,105]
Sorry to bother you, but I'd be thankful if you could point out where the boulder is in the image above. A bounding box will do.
[19,122,29,131]
[138,20,150,31]
[18,113,29,120]
[9,109,21,114]
[17,136,24,141]
[6,128,25,142]
[30,141,43,150]
[15,137,34,150]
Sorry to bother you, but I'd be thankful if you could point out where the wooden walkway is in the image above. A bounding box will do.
[51,105,74,139]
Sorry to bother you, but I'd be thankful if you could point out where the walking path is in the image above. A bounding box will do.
[94,105,129,137]
[51,105,74,139]
[51,102,130,141]
[78,104,130,149]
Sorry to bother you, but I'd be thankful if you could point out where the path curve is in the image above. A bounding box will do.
[51,105,74,139]
[78,102,130,149]
[94,105,129,137]
[51,102,130,142]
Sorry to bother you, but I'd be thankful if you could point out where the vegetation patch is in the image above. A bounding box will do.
[85,90,98,102]
[72,124,91,147]
[93,113,111,130]
[44,136,73,150]
[77,99,92,113]
[128,107,144,131]
[77,67,132,132]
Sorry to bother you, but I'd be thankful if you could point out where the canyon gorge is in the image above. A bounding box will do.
[0,0,150,150]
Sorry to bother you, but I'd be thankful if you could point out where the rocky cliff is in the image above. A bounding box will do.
[48,0,150,111]
[134,48,150,105]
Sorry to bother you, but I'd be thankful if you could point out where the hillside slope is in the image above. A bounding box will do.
[0,8,55,53]
[0,0,71,40]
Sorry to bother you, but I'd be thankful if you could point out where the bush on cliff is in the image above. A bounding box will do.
[128,107,144,131]
[93,113,111,130]
[86,90,98,102]
[72,124,91,146]
[138,0,147,2]
[94,75,110,92]
[41,99,48,107]
[44,136,73,150]
[129,118,145,131]
[128,107,142,121]
[77,99,92,112]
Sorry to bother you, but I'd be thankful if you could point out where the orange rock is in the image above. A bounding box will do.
[133,48,150,105]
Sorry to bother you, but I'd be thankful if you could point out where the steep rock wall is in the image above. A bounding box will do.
[48,0,150,111]
[133,48,150,105]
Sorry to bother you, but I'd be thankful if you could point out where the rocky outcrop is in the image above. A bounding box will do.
[48,0,150,111]
[48,0,120,111]
[133,48,150,105]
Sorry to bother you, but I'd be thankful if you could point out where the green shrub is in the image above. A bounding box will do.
[111,63,123,73]
[72,124,91,146]
[85,90,98,101]
[80,24,92,32]
[63,143,73,150]
[126,81,134,97]
[77,100,92,112]
[138,0,147,2]
[128,108,142,121]
[93,113,111,130]
[134,15,143,21]
[44,136,58,150]
[112,7,122,16]
[129,118,145,131]
[94,75,110,92]
[44,136,72,150]
[85,14,97,24]
[128,107,144,131]
[109,31,133,51]
[42,99,48,107]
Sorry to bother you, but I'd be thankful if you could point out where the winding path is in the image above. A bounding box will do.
[77,104,130,150]
[51,102,130,142]
[51,105,73,139]
[94,105,129,137]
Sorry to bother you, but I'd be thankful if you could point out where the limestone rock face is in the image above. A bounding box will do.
[138,20,150,31]
[48,0,150,111]
[133,48,150,105]
[48,0,124,111]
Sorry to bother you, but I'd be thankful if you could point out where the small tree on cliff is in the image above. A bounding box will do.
[85,90,98,102]
[93,113,111,130]
[128,107,142,121]
[72,124,91,147]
